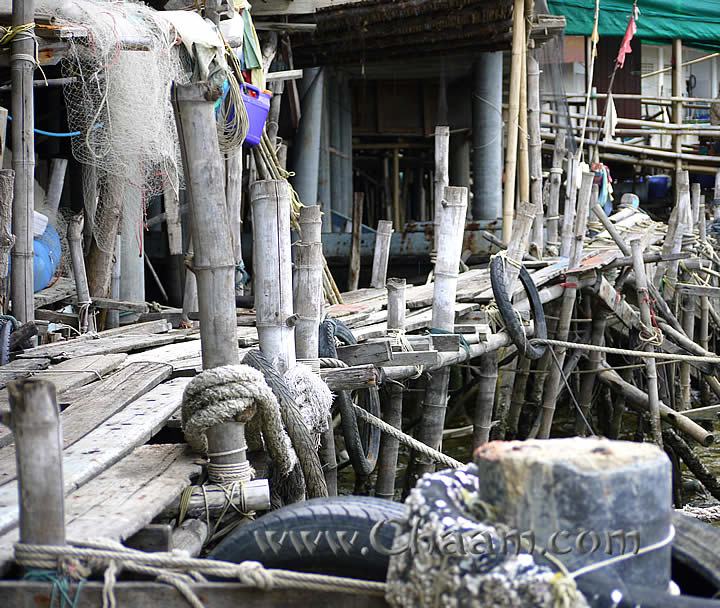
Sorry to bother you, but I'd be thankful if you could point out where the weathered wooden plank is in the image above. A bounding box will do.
[0,377,190,536]
[17,333,178,361]
[91,297,148,313]
[33,276,75,308]
[0,362,172,486]
[0,354,127,447]
[336,341,392,366]
[676,282,720,298]
[93,319,173,338]
[0,582,388,608]
[0,358,51,389]
[0,444,199,561]
[381,350,439,367]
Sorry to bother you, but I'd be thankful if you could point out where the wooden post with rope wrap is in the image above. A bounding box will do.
[172,81,257,491]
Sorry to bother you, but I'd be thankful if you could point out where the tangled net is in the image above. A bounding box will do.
[41,0,189,253]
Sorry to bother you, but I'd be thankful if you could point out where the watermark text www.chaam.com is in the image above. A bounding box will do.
[252,519,641,559]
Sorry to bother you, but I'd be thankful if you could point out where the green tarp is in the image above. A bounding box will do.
[547,0,720,48]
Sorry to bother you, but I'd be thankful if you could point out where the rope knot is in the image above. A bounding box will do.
[235,561,274,590]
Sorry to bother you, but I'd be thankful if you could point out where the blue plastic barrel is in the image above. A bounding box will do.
[33,224,61,292]
[648,175,671,200]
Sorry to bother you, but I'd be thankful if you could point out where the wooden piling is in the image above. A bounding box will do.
[8,379,65,550]
[630,238,663,448]
[501,0,525,242]
[546,132,565,254]
[370,220,393,289]
[527,53,544,252]
[67,215,95,334]
[410,186,467,482]
[698,198,711,405]
[173,81,250,483]
[375,278,406,500]
[251,180,296,374]
[226,151,244,296]
[106,235,121,329]
[537,173,593,439]
[10,0,36,324]
[348,192,363,291]
[432,126,450,257]
[473,352,498,448]
[0,170,14,314]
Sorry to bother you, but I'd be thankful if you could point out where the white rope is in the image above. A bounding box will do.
[351,403,462,469]
[14,541,386,604]
[530,338,720,364]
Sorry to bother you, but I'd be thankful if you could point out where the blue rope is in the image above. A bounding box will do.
[23,569,85,608]
[6,114,80,138]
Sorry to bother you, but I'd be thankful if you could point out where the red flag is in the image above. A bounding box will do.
[616,5,639,68]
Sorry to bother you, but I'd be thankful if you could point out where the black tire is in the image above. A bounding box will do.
[209,496,406,581]
[489,256,547,360]
[318,317,381,478]
[672,511,720,593]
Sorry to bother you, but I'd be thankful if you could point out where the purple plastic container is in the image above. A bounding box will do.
[242,83,272,147]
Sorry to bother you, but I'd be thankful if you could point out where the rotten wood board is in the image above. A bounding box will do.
[0,582,387,608]
[0,361,173,486]
[0,444,200,568]
[0,354,128,447]
[0,377,191,536]
[34,277,75,308]
[16,332,179,361]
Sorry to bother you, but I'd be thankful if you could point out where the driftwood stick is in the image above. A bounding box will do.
[375,278,406,500]
[631,238,663,448]
[7,379,65,551]
[663,429,720,501]
[370,220,393,289]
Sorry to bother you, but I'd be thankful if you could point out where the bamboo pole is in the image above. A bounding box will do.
[672,40,683,172]
[698,198,711,405]
[559,153,578,258]
[546,132,565,255]
[630,238,663,448]
[0,170,14,314]
[173,82,252,486]
[348,192,363,291]
[518,39,529,213]
[7,379,65,554]
[106,234,121,329]
[502,0,525,242]
[375,277,405,500]
[432,126,450,257]
[251,180,296,374]
[537,173,593,439]
[226,150,244,296]
[410,186,467,482]
[527,53,543,252]
[10,0,36,324]
[576,298,608,436]
[473,352,498,448]
[67,214,95,334]
[370,220,393,289]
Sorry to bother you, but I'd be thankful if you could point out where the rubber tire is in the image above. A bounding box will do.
[209,496,406,581]
[671,511,720,592]
[489,256,547,360]
[318,317,381,478]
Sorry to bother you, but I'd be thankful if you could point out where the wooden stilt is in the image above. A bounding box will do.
[501,0,525,242]
[546,132,565,255]
[432,126,450,258]
[226,150,244,296]
[250,180,296,374]
[473,351,498,448]
[0,170,14,314]
[7,379,65,551]
[348,192,363,291]
[370,220,393,289]
[67,215,95,334]
[375,277,406,500]
[106,235,121,329]
[698,197,711,405]
[527,52,544,252]
[410,186,467,482]
[630,238,663,448]
[10,0,36,324]
[537,173,593,439]
[173,82,250,485]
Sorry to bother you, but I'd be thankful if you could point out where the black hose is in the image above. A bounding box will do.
[489,256,547,360]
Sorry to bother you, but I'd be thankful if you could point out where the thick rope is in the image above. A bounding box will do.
[351,403,462,469]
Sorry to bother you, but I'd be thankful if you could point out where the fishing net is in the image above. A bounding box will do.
[39,0,189,254]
